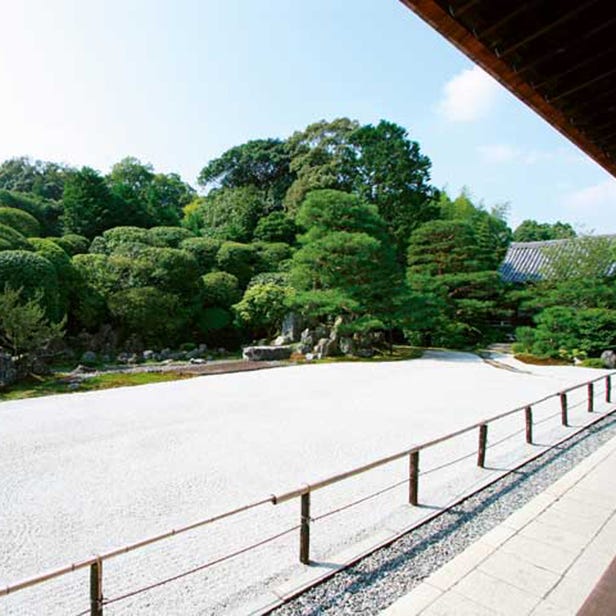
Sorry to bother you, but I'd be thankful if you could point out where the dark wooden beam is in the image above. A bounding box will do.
[398,0,616,178]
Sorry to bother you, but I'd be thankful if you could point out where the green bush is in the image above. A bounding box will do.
[179,237,222,273]
[108,287,187,345]
[233,283,294,337]
[73,253,118,295]
[195,306,241,349]
[0,190,61,236]
[99,226,151,253]
[254,241,292,272]
[253,211,297,243]
[133,247,200,296]
[247,271,290,288]
[147,226,194,248]
[51,234,90,256]
[29,238,76,315]
[0,250,60,320]
[201,271,241,307]
[0,207,41,237]
[0,223,33,251]
[216,241,259,286]
[515,306,616,358]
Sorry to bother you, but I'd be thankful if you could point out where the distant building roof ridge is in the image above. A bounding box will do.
[500,234,616,283]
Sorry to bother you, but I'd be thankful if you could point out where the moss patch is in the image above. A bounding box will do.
[0,371,195,401]
[314,345,423,364]
[514,353,570,366]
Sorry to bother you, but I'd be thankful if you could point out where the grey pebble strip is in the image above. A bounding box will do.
[271,412,616,616]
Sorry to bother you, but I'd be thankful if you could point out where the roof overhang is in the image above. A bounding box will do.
[400,0,616,178]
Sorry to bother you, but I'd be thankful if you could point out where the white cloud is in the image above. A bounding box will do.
[562,179,616,233]
[477,144,518,163]
[437,66,500,122]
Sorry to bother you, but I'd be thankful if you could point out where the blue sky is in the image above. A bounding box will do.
[1,0,614,232]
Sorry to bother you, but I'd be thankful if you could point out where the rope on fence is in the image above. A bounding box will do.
[102,524,300,607]
[419,448,477,476]
[312,477,410,522]
[485,426,527,449]
[533,409,564,426]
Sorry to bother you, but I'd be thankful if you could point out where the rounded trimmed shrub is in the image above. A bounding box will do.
[0,207,41,237]
[147,226,194,248]
[201,271,241,307]
[0,250,60,319]
[253,211,297,244]
[51,234,90,256]
[133,247,200,296]
[254,241,292,272]
[29,238,76,314]
[180,237,222,273]
[108,286,187,345]
[216,241,258,287]
[0,223,33,251]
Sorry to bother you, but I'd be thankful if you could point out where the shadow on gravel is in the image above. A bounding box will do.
[275,414,616,616]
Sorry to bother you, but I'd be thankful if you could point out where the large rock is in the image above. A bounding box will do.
[601,350,616,369]
[300,328,315,347]
[315,324,329,340]
[242,346,293,361]
[0,353,16,388]
[315,337,339,359]
[273,335,292,346]
[281,313,303,342]
[339,336,355,355]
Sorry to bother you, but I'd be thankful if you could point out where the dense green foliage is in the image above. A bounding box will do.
[0,207,41,237]
[2,118,608,368]
[0,250,60,320]
[513,219,576,242]
[513,235,616,359]
[0,224,32,251]
[0,286,65,375]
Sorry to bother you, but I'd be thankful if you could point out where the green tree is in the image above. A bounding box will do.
[0,157,73,201]
[0,250,60,320]
[198,138,293,208]
[107,157,195,227]
[290,190,410,336]
[349,120,438,252]
[513,219,576,242]
[284,118,359,210]
[0,286,65,376]
[253,211,298,243]
[62,167,122,238]
[188,186,266,242]
[407,220,506,346]
[437,188,512,269]
[233,283,294,338]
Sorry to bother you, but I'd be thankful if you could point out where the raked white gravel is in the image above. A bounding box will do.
[0,351,610,614]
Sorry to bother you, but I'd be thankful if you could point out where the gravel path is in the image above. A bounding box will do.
[0,352,611,615]
[272,412,616,615]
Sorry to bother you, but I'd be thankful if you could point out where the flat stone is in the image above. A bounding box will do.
[242,346,292,361]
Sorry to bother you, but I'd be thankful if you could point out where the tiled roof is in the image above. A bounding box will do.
[499,235,616,283]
